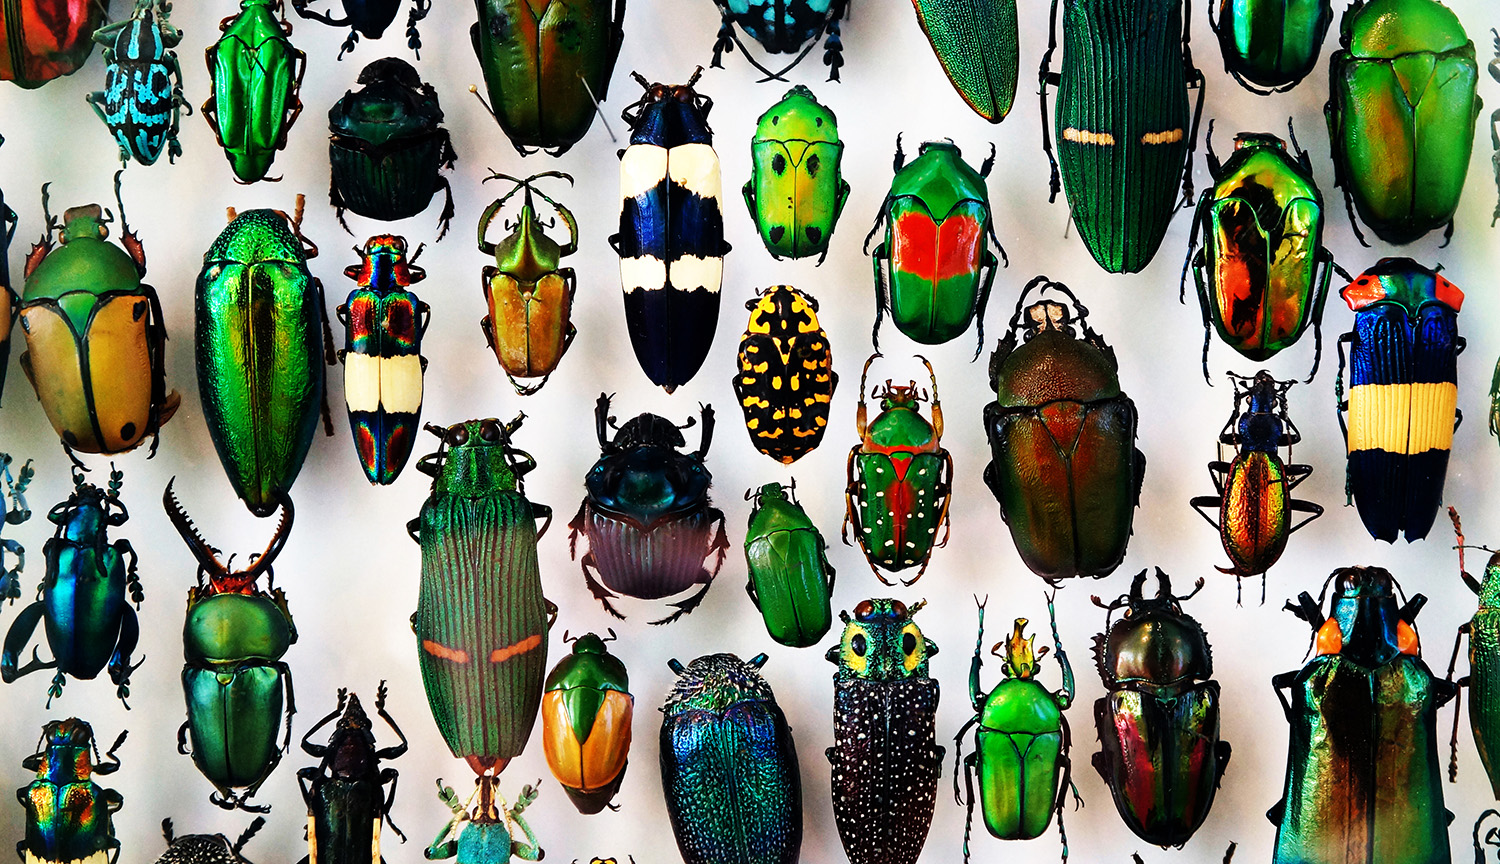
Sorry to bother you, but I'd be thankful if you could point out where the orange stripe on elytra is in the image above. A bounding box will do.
[490,634,543,664]
[421,640,470,663]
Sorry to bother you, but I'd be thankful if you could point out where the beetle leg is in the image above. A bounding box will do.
[1188,495,1222,531]
[177,720,191,755]
[376,767,407,841]
[0,603,48,682]
[581,553,625,621]
[431,175,454,242]
[960,748,978,864]
[108,605,140,706]
[299,696,343,758]
[296,766,320,810]
[530,503,552,540]
[869,244,888,351]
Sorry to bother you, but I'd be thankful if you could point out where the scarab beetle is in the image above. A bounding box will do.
[328,57,456,238]
[660,652,801,864]
[425,776,543,864]
[203,0,307,184]
[865,136,1004,356]
[1092,569,1231,847]
[911,0,1020,123]
[570,396,729,625]
[478,172,577,396]
[843,354,952,586]
[541,631,633,814]
[297,683,409,864]
[292,0,428,58]
[743,85,849,262]
[86,0,189,166]
[609,69,731,393]
[708,0,846,81]
[155,817,265,864]
[1210,0,1332,92]
[0,0,111,88]
[0,454,33,602]
[733,284,838,464]
[826,598,941,864]
[17,718,126,864]
[744,481,834,648]
[983,278,1144,584]
[1445,509,1500,799]
[2,465,142,706]
[19,173,179,462]
[1336,258,1463,543]
[1189,372,1321,603]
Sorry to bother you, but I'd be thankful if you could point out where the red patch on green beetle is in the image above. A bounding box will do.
[892,212,984,283]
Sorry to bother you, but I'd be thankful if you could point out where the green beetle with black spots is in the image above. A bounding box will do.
[541,632,632,814]
[744,481,834,649]
[743,86,849,263]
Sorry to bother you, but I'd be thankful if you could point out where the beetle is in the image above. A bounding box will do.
[1039,0,1206,274]
[842,354,952,586]
[336,235,429,486]
[910,0,1019,122]
[478,172,577,396]
[16,718,126,864]
[745,481,834,648]
[409,417,552,779]
[569,395,729,625]
[1209,0,1332,93]
[1189,371,1322,604]
[328,57,456,238]
[203,0,307,184]
[1444,508,1500,798]
[1091,568,1231,847]
[197,195,336,517]
[470,0,625,157]
[1184,127,1343,383]
[165,480,297,813]
[1325,0,1481,246]
[733,284,838,464]
[0,137,18,405]
[425,776,542,864]
[19,173,179,463]
[291,0,428,58]
[297,683,409,864]
[825,598,942,864]
[155,817,265,864]
[865,136,1004,356]
[708,0,846,81]
[0,0,111,88]
[541,631,633,814]
[0,454,33,604]
[953,597,1079,864]
[86,0,189,166]
[983,278,1144,584]
[608,68,731,394]
[743,85,849,262]
[1335,258,1463,543]
[660,652,801,864]
[1,465,142,707]
[1270,566,1454,864]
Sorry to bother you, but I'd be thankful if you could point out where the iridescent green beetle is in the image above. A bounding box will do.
[911,0,1019,123]
[203,0,308,184]
[743,86,849,263]
[744,481,834,648]
[1446,509,1500,799]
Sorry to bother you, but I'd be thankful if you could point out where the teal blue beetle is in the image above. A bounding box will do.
[17,718,127,864]
[425,776,542,864]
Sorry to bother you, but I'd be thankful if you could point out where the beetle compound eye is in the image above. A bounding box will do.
[851,633,867,657]
[854,599,875,620]
[446,426,469,446]
[479,420,502,443]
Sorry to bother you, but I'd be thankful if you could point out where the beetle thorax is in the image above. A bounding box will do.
[1481,555,1500,609]
[61,206,108,243]
[437,435,520,499]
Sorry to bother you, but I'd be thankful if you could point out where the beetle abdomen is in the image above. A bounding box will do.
[487,272,572,380]
[583,503,718,601]
[330,135,447,221]
[1470,609,1500,798]
[41,538,128,677]
[309,778,381,864]
[181,663,288,790]
[1220,451,1289,574]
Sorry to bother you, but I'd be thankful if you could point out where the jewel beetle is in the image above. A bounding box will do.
[1,465,142,707]
[1269,566,1455,864]
[826,598,941,864]
[865,136,1004,356]
[328,57,456,239]
[1209,0,1332,93]
[0,454,33,603]
[569,395,729,625]
[733,284,837,465]
[743,85,849,262]
[1444,508,1500,799]
[911,0,1019,123]
[17,718,126,864]
[660,652,801,864]
[0,0,111,88]
[1039,0,1206,274]
[843,354,952,586]
[1325,0,1481,246]
[291,0,429,58]
[155,817,265,864]
[745,481,834,648]
[409,417,552,779]
[1189,372,1321,603]
[165,480,297,813]
[609,68,731,394]
[1092,568,1231,848]
[541,631,633,814]
[86,0,189,167]
[708,0,846,81]
[1336,258,1463,543]
[425,775,543,864]
[296,683,409,864]
[983,278,1144,584]
[478,172,577,396]
[203,0,307,184]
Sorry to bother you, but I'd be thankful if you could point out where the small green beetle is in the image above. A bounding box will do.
[743,86,849,263]
[203,0,308,184]
[744,481,835,649]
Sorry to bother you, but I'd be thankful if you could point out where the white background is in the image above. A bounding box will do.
[0,0,1498,862]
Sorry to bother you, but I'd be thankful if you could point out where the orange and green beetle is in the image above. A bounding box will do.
[541,631,632,814]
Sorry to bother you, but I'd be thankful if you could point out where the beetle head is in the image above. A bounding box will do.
[997,618,1045,680]
[163,478,292,595]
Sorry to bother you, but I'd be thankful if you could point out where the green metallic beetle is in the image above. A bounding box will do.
[203,0,308,184]
[743,86,849,263]
[1446,508,1500,799]
[541,631,632,814]
[1210,0,1333,93]
[744,481,834,649]
[911,0,1019,123]
[1325,0,1481,245]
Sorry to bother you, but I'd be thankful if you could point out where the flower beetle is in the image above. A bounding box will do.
[707,0,846,81]
[1092,569,1230,847]
[19,173,179,463]
[155,817,265,864]
[911,0,1019,122]
[17,718,126,864]
[743,85,849,262]
[86,0,189,166]
[745,481,834,648]
[1336,258,1463,543]
[1325,0,1481,246]
[1189,372,1321,604]
[826,598,941,864]
[479,172,577,396]
[569,395,729,625]
[0,0,110,88]
[984,278,1144,584]
[0,454,33,602]
[953,597,1079,864]
[733,284,837,465]
[865,136,1004,356]
[842,354,952,586]
[291,0,429,58]
[297,683,409,864]
[203,0,307,184]
[1210,0,1332,93]
[1444,509,1500,799]
[2,465,142,707]
[609,69,731,394]
[541,631,633,814]
[425,776,543,864]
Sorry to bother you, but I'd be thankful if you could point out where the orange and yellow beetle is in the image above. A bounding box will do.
[541,631,632,814]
